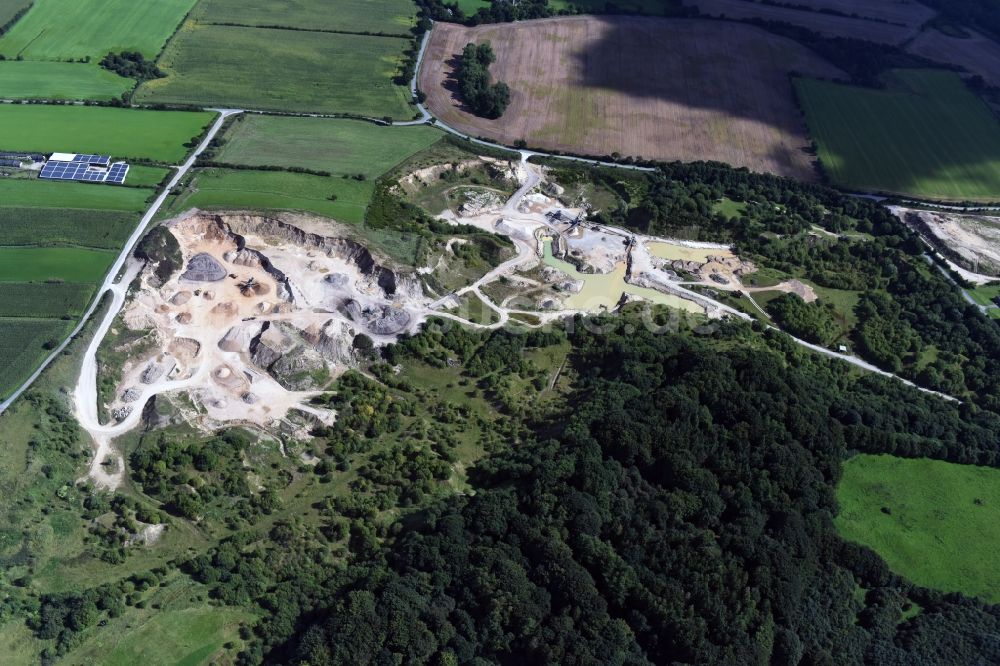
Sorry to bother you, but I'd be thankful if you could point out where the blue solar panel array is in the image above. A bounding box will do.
[38,154,128,185]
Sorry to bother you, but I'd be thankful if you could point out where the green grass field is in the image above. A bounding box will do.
[217,116,442,178]
[125,164,171,188]
[136,24,415,118]
[0,61,131,100]
[192,0,416,34]
[454,0,491,14]
[0,208,138,248]
[0,0,196,60]
[0,247,115,282]
[548,0,667,12]
[836,454,1000,602]
[0,318,70,399]
[172,168,374,224]
[796,70,1000,201]
[0,282,94,317]
[0,105,214,163]
[0,180,150,211]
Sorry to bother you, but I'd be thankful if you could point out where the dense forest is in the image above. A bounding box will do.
[455,42,510,119]
[178,318,1000,664]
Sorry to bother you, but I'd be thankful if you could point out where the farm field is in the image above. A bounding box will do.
[169,168,374,224]
[836,454,1000,603]
[0,208,138,248]
[0,0,195,60]
[0,318,71,399]
[0,282,94,317]
[419,16,842,180]
[684,0,923,43]
[454,0,491,14]
[0,61,131,101]
[191,0,416,35]
[216,116,443,178]
[136,24,415,118]
[796,70,1000,201]
[907,28,1000,88]
[549,0,667,13]
[125,165,171,188]
[0,180,151,211]
[0,105,215,163]
[0,0,31,27]
[0,247,116,282]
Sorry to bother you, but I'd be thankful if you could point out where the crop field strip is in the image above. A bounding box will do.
[796,70,1000,201]
[0,208,137,249]
[0,282,95,318]
[137,23,415,118]
[0,0,196,60]
[0,318,72,400]
[0,180,151,211]
[0,105,215,163]
[420,16,842,180]
[0,61,133,101]
[215,116,443,178]
[191,0,417,35]
[167,168,374,225]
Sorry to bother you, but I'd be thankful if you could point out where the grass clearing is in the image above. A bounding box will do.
[170,168,373,224]
[217,116,443,178]
[0,318,70,399]
[965,282,1000,307]
[0,179,150,211]
[796,70,1000,201]
[137,23,415,118]
[0,0,196,60]
[125,164,171,188]
[836,454,1000,603]
[0,247,115,282]
[0,282,94,317]
[0,104,215,163]
[0,207,137,248]
[714,197,747,218]
[192,0,416,34]
[0,61,131,100]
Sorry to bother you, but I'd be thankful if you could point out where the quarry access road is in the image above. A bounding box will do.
[0,109,243,420]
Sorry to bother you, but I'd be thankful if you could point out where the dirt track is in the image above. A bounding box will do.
[419,16,843,180]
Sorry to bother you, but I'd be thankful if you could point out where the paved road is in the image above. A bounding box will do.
[0,109,242,418]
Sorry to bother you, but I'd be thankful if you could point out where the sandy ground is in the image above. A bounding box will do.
[897,206,1000,276]
[419,16,842,180]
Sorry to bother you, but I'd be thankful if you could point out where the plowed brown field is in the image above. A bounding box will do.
[419,16,843,180]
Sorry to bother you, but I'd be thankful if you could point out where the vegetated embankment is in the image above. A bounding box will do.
[419,16,843,180]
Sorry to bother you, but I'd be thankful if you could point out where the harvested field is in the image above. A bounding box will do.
[685,0,924,43]
[908,29,1000,88]
[419,16,843,180]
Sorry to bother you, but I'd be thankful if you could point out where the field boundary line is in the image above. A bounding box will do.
[0,108,241,414]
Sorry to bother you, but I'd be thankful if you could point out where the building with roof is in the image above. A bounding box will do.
[39,153,129,185]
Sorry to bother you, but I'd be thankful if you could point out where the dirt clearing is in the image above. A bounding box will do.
[420,16,842,180]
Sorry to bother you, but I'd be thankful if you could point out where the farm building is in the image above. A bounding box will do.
[39,153,129,184]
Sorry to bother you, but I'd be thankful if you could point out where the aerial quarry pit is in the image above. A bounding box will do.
[84,159,799,487]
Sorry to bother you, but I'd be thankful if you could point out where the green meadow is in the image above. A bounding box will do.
[172,168,374,224]
[192,0,416,34]
[836,454,1000,603]
[217,116,442,178]
[0,282,94,317]
[0,61,131,100]
[0,247,116,282]
[0,0,195,60]
[0,105,215,163]
[796,70,1000,201]
[0,179,151,211]
[136,24,415,118]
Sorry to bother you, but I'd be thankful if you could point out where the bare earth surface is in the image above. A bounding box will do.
[419,16,843,180]
[898,206,1000,276]
[685,0,931,43]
